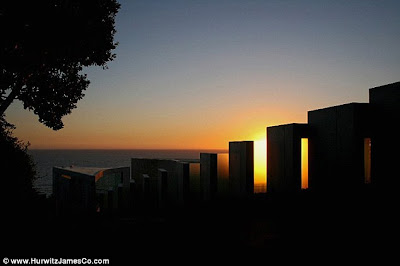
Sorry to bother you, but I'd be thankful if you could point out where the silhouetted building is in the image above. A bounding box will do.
[267,123,309,193]
[369,82,400,189]
[131,158,194,207]
[176,162,190,205]
[53,166,130,214]
[142,174,151,207]
[200,153,217,200]
[267,81,399,193]
[308,103,371,191]
[229,141,254,197]
[158,169,168,208]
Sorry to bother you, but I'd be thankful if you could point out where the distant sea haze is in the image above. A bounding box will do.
[29,149,227,196]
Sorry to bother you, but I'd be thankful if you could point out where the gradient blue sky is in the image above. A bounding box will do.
[7,0,400,149]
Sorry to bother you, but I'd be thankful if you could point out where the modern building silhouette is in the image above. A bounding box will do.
[308,103,371,191]
[229,141,254,197]
[267,124,308,193]
[369,83,400,189]
[130,158,193,207]
[158,168,168,208]
[52,82,398,213]
[200,153,218,201]
[267,81,399,193]
[53,166,130,214]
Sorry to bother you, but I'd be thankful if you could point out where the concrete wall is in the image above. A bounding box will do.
[200,153,217,200]
[101,167,130,210]
[158,169,168,208]
[131,158,192,206]
[308,103,371,191]
[53,167,129,214]
[189,163,201,202]
[176,162,190,205]
[267,124,308,193]
[53,167,96,214]
[131,159,160,189]
[142,174,151,208]
[53,168,72,214]
[229,141,254,197]
[369,82,400,188]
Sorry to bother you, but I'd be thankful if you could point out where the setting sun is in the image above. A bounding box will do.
[254,137,267,192]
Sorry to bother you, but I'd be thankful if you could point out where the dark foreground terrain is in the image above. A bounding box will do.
[3,187,398,263]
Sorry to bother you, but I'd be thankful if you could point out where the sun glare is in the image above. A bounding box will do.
[254,138,267,192]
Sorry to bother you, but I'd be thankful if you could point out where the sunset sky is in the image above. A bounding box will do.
[6,0,400,150]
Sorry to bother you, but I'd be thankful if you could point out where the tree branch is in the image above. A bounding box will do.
[0,86,21,116]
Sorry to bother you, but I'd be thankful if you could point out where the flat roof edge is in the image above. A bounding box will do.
[308,102,369,113]
[370,81,400,91]
[267,123,308,129]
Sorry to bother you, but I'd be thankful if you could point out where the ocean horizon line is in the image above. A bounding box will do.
[29,148,229,152]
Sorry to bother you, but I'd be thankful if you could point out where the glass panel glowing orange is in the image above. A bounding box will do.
[364,138,371,184]
[301,138,308,189]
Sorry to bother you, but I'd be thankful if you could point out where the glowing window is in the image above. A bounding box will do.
[364,138,371,184]
[301,138,308,189]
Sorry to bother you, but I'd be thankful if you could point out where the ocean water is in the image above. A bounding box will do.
[29,149,227,196]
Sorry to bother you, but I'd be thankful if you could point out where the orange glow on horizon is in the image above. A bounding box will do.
[10,95,306,150]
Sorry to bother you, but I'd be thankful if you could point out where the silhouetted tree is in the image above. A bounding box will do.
[0,0,120,130]
[1,115,37,208]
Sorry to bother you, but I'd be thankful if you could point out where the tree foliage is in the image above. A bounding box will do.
[0,0,120,130]
[1,115,37,203]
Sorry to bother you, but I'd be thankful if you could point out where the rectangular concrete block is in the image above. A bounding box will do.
[117,184,123,210]
[229,141,254,197]
[120,167,131,210]
[308,103,370,190]
[142,174,150,197]
[267,124,308,193]
[158,160,179,205]
[108,187,115,211]
[189,162,201,202]
[158,169,168,208]
[53,167,97,214]
[98,191,108,211]
[129,180,136,209]
[142,174,154,209]
[131,159,159,189]
[177,162,190,205]
[369,82,400,188]
[267,126,285,193]
[200,153,217,201]
[131,158,190,206]
[53,165,138,214]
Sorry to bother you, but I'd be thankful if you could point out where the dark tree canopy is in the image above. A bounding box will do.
[0,0,120,130]
[1,115,37,203]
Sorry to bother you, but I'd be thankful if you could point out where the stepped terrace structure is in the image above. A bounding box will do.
[130,153,233,208]
[53,166,130,214]
[267,81,400,193]
[130,158,195,207]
